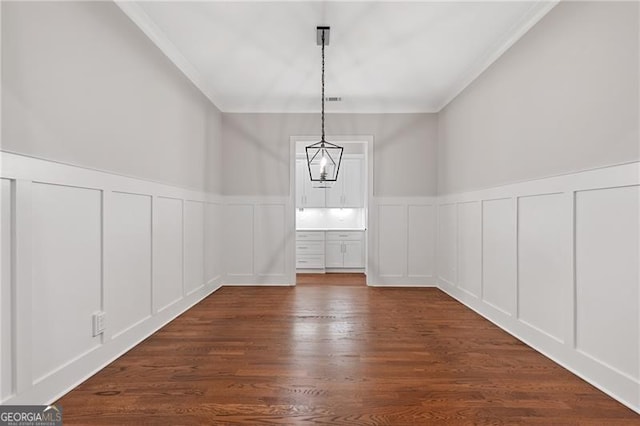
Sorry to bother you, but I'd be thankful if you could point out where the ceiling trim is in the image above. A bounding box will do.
[436,1,559,111]
[116,1,558,114]
[114,1,224,110]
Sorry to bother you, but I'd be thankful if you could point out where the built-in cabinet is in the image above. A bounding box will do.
[295,160,326,207]
[325,231,365,268]
[295,155,364,208]
[296,230,365,271]
[326,159,364,208]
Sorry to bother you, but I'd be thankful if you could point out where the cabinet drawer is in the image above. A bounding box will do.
[326,231,364,241]
[296,231,325,241]
[296,254,325,269]
[296,240,324,255]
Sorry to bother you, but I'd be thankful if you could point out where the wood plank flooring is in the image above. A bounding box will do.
[57,276,639,424]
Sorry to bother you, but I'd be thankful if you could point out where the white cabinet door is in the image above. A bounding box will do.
[324,158,363,208]
[343,240,364,268]
[325,241,343,268]
[342,159,364,208]
[325,171,343,207]
[304,178,326,207]
[296,159,326,207]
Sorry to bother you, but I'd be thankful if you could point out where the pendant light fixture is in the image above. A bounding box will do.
[306,26,343,188]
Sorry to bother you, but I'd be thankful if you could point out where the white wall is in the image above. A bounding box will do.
[222,114,438,287]
[222,113,437,197]
[1,1,223,192]
[438,1,639,195]
[0,1,224,405]
[436,1,640,413]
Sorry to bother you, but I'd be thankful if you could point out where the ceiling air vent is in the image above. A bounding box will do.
[325,97,342,102]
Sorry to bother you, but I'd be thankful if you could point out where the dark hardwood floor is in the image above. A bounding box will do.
[58,275,639,424]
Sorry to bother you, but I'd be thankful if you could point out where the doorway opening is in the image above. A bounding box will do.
[290,137,372,286]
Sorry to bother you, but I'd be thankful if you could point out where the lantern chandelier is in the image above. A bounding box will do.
[306,26,343,188]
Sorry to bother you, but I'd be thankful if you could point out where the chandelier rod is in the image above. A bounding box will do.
[321,28,325,143]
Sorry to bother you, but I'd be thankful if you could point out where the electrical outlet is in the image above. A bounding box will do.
[92,312,106,336]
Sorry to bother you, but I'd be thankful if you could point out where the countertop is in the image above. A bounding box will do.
[297,228,366,231]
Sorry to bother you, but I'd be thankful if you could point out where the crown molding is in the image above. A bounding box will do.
[114,1,224,110]
[436,1,559,112]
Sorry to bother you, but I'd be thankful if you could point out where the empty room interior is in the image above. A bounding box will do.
[1,0,639,423]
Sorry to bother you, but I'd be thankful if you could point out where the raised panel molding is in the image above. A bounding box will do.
[575,186,639,380]
[1,179,14,401]
[517,193,570,344]
[378,204,405,278]
[106,192,152,339]
[0,152,221,405]
[457,201,481,297]
[370,197,436,286]
[481,198,516,315]
[255,204,286,277]
[407,205,435,279]
[184,201,205,295]
[437,161,640,414]
[153,197,184,312]
[205,203,223,285]
[224,198,292,285]
[224,204,254,279]
[437,203,457,286]
[31,183,102,384]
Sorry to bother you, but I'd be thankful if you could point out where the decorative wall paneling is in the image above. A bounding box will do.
[0,151,223,405]
[0,179,14,401]
[436,161,640,414]
[368,197,437,286]
[223,197,294,285]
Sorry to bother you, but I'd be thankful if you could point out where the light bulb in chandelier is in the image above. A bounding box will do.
[319,152,328,180]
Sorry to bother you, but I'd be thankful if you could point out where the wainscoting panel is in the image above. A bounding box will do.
[377,204,405,278]
[153,197,184,312]
[437,203,457,286]
[407,204,435,279]
[437,162,640,414]
[1,179,13,401]
[224,198,292,285]
[106,192,152,339]
[457,201,482,298]
[481,198,516,316]
[31,183,103,384]
[184,201,205,295]
[224,204,254,279]
[369,197,436,286]
[254,204,287,278]
[575,185,639,381]
[0,151,221,405]
[205,202,223,285]
[517,193,571,344]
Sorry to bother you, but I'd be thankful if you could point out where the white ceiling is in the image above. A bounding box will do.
[117,1,557,113]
